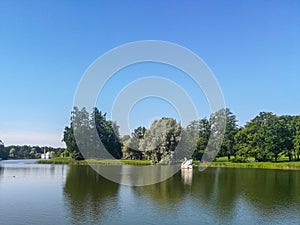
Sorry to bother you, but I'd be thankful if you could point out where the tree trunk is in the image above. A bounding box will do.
[288,154,292,162]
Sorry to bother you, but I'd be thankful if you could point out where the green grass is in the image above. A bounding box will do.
[209,161,300,170]
[36,157,152,166]
[36,157,74,164]
[209,155,300,170]
[85,159,152,165]
[37,157,300,170]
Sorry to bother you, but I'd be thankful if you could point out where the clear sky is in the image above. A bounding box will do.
[0,0,299,147]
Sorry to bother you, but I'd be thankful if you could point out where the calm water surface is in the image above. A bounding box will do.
[0,160,300,225]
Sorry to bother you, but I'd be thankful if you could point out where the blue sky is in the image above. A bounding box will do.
[0,0,299,147]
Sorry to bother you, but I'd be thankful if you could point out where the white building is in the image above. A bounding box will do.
[41,152,51,159]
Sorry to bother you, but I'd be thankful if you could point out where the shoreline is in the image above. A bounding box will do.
[35,157,300,170]
[208,162,300,170]
[36,158,152,166]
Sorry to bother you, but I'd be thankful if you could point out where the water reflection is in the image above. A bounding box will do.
[63,165,300,224]
[119,165,179,186]
[132,174,186,214]
[63,166,120,225]
[181,169,193,185]
[0,165,3,180]
[134,168,300,223]
[90,164,179,186]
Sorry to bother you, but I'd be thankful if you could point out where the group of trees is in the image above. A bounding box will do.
[122,118,182,163]
[63,107,300,163]
[235,112,300,162]
[1,107,299,163]
[63,107,122,160]
[121,109,233,163]
[0,140,65,160]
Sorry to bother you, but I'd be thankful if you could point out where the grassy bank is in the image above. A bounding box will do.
[192,156,300,170]
[36,157,300,170]
[208,161,300,170]
[36,157,152,166]
[36,157,73,164]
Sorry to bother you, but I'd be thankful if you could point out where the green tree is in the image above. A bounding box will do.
[235,112,274,161]
[91,108,122,159]
[180,119,210,160]
[234,112,294,162]
[122,126,146,160]
[0,140,8,160]
[235,127,251,161]
[294,117,300,161]
[263,114,285,161]
[139,118,181,163]
[132,126,146,139]
[63,107,84,160]
[9,147,16,159]
[219,109,238,160]
[63,107,122,160]
[209,108,237,160]
[279,115,296,161]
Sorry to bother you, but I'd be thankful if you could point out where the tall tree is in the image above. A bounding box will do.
[205,108,227,162]
[223,109,238,159]
[181,119,210,160]
[210,109,238,160]
[90,108,122,159]
[63,107,89,160]
[139,118,181,163]
[63,107,122,160]
[263,114,286,161]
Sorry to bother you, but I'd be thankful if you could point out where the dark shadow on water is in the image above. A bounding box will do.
[133,167,300,223]
[0,165,3,179]
[63,165,121,225]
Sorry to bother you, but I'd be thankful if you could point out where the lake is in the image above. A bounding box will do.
[0,160,300,225]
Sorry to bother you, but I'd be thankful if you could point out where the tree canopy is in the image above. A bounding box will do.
[63,107,122,160]
[62,107,300,163]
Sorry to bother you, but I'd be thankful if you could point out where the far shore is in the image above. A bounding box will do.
[35,157,300,170]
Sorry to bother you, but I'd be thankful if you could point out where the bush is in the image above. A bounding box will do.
[231,157,248,163]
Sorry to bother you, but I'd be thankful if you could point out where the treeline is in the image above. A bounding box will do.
[0,140,65,160]
[63,107,300,163]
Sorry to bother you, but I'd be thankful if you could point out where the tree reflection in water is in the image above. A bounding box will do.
[0,165,3,180]
[63,165,120,225]
[64,165,300,224]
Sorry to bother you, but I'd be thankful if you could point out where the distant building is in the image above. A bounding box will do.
[41,152,51,160]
